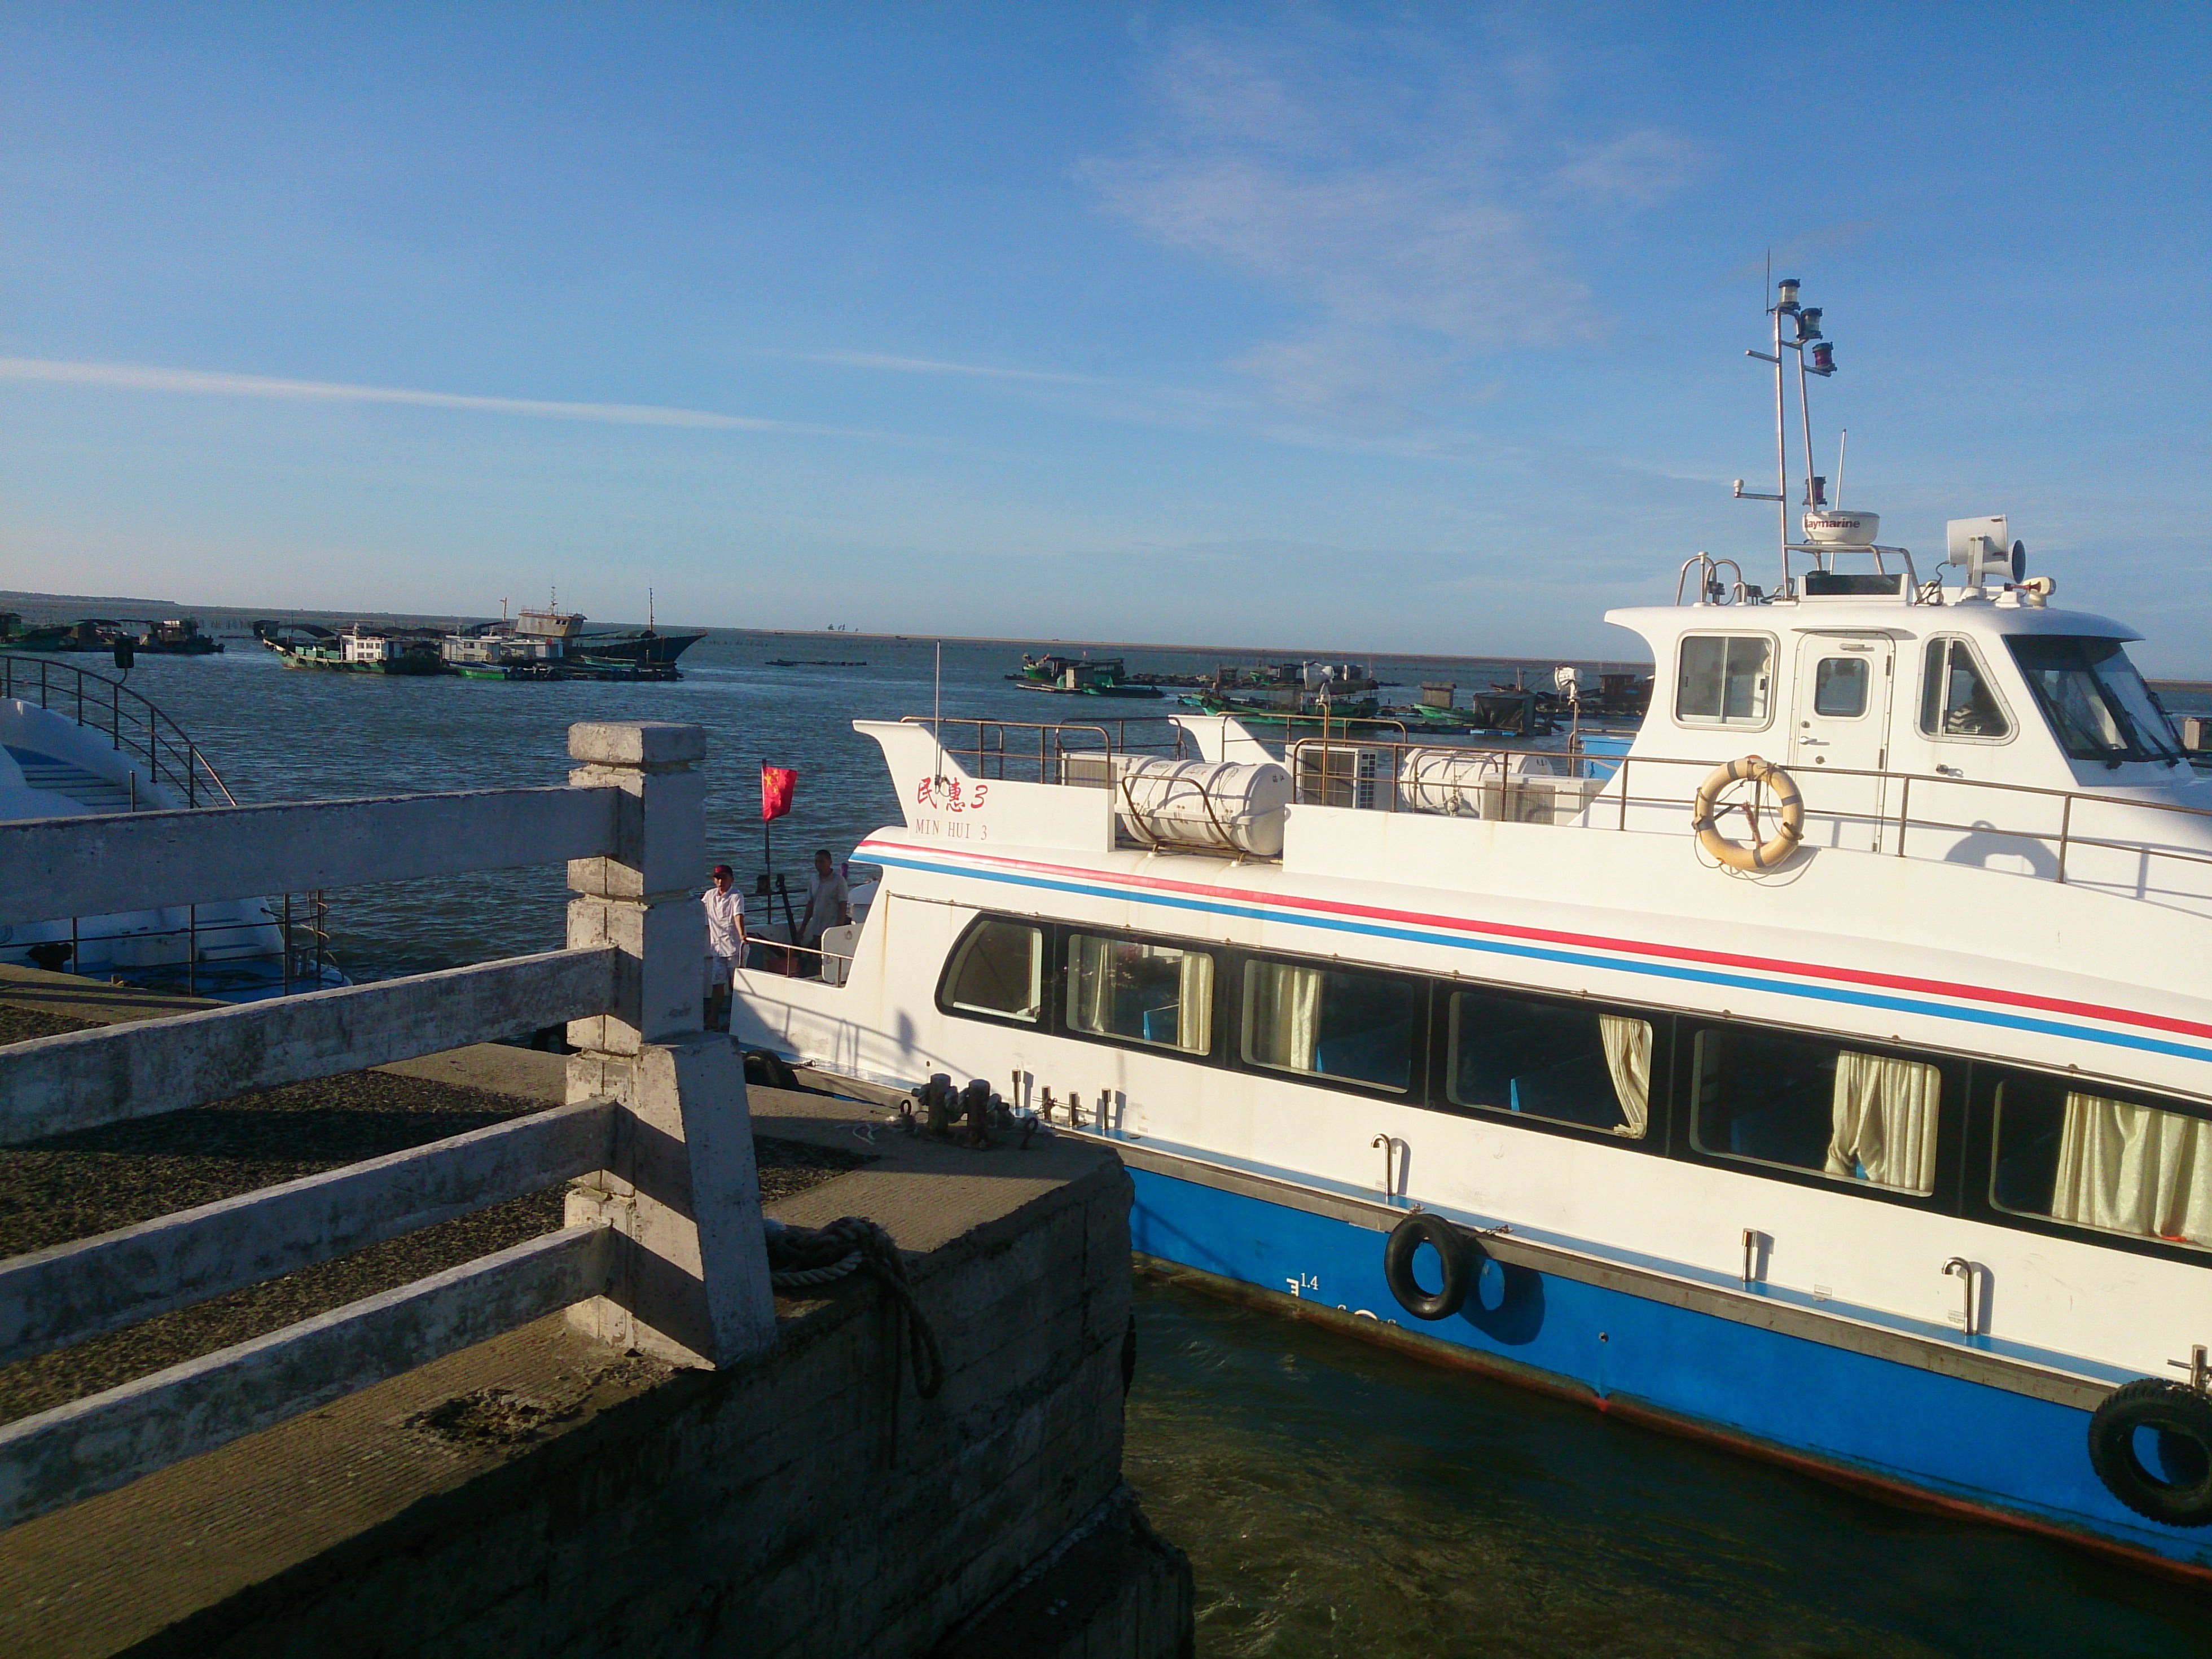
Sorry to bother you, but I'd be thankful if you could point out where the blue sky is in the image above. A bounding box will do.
[2,4,2207,664]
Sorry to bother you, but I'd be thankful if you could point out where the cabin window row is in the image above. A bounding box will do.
[940,914,2212,1261]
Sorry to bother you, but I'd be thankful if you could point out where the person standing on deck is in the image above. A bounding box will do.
[798,849,850,974]
[702,863,746,1029]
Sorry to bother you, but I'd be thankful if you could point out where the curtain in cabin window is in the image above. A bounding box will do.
[2053,1094,2212,1246]
[1066,934,1113,1036]
[1177,950,1214,1054]
[1599,1015,1651,1136]
[1066,936,1212,1053]
[1247,962,1322,1073]
[1825,1051,1941,1193]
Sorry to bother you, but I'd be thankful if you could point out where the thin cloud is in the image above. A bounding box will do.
[773,349,1104,387]
[1085,25,1703,425]
[1555,129,1706,207]
[0,357,900,441]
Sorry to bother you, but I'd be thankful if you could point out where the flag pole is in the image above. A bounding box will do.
[760,757,771,890]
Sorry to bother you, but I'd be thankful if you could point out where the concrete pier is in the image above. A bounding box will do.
[0,714,1192,1657]
[0,988,1191,1656]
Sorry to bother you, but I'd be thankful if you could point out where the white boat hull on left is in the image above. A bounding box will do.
[0,697,305,995]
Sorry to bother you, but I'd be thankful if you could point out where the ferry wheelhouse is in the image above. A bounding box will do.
[732,283,2212,1576]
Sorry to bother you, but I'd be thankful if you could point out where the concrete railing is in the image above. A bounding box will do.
[0,721,776,1530]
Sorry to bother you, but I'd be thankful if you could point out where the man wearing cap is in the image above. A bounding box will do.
[702,864,747,1031]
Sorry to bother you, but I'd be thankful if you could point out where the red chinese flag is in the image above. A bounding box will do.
[761,764,798,823]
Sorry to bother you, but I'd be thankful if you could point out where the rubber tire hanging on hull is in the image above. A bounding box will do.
[2087,1380,2212,1526]
[1383,1212,1473,1322]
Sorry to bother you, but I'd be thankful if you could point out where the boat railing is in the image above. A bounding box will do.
[42,893,336,999]
[1675,552,1751,606]
[0,652,238,807]
[1286,734,2212,893]
[0,721,773,1531]
[901,714,1202,785]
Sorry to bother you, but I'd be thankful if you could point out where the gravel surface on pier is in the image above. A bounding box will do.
[0,1015,869,1423]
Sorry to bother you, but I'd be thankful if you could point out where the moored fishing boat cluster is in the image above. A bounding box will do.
[251,602,705,681]
[1,613,223,655]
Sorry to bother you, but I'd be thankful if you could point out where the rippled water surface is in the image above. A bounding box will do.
[38,622,2212,1654]
[1125,1278,2211,1659]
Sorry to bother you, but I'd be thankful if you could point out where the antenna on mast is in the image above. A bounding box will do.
[1732,272,1844,595]
[1835,431,1847,508]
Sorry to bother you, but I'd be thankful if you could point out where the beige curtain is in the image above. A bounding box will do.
[2053,1094,2212,1246]
[1250,962,1322,1072]
[1176,951,1214,1054]
[1827,1051,1942,1193]
[1066,934,1111,1034]
[1599,1016,1652,1138]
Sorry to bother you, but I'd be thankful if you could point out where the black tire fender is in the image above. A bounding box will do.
[1382,1212,1473,1322]
[2087,1379,2212,1527]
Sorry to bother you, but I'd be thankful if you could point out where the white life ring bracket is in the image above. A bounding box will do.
[1690,756,1806,871]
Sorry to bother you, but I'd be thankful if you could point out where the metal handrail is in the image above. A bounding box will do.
[899,713,1199,785]
[1674,553,1748,606]
[47,894,333,998]
[0,652,238,807]
[1283,733,2212,890]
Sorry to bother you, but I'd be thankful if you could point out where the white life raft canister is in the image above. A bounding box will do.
[1113,756,1291,857]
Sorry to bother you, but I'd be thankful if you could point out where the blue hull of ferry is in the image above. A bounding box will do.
[1127,1166,2210,1577]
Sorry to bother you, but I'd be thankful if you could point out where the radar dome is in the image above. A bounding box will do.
[1801,508,1880,547]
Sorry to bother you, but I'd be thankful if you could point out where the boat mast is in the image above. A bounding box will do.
[1773,293,1789,589]
[1734,274,1837,595]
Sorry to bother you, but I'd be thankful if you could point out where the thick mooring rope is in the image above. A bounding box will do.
[766,1216,946,1401]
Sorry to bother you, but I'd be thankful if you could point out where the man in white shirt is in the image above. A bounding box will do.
[702,864,746,1030]
[798,849,851,976]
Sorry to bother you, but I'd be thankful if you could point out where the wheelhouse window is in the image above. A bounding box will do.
[1065,933,1213,1055]
[942,918,1043,1022]
[1447,991,1651,1138]
[1691,1028,1941,1195]
[1917,638,2011,739]
[1812,656,1870,718]
[2005,636,2182,763]
[1676,636,1773,726]
[1242,959,1421,1091]
[1991,1074,2212,1249]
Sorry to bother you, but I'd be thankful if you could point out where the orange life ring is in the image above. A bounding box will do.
[1691,756,1805,870]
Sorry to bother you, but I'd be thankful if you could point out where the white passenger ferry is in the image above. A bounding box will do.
[734,282,2212,1578]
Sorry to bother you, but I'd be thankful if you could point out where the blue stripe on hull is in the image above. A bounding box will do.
[1129,1166,2212,1574]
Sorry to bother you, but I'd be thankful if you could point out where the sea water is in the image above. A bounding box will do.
[80,630,2212,1656]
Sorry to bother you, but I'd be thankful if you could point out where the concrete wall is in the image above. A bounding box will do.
[115,1153,1186,1659]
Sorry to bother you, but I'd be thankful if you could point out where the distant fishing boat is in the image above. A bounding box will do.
[253,622,445,675]
[1010,653,1163,698]
[450,604,705,672]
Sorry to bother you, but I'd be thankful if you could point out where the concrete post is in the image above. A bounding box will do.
[562,722,777,1369]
